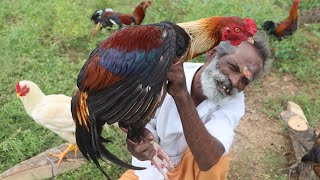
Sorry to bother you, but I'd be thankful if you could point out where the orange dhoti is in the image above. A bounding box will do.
[119,148,231,180]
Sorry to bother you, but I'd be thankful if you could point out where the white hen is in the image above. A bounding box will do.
[16,80,78,166]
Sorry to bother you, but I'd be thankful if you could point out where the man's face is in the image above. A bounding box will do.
[200,42,263,104]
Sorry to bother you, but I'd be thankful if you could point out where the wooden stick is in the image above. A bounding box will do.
[0,143,87,180]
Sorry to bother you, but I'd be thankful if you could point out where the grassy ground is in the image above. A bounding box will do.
[0,0,319,179]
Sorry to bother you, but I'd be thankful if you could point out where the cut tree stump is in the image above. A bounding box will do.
[280,101,319,180]
[0,143,87,180]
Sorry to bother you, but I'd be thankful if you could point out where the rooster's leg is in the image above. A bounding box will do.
[50,144,79,167]
[150,141,174,180]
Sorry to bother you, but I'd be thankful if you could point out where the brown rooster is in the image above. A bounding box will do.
[72,16,257,179]
[263,0,299,40]
[91,0,151,36]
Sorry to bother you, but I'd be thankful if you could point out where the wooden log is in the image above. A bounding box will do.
[287,115,309,131]
[0,143,87,180]
[282,101,309,132]
[281,101,319,180]
[287,101,308,124]
[281,111,309,131]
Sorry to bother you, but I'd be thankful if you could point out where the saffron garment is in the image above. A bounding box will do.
[122,63,244,180]
[119,148,231,180]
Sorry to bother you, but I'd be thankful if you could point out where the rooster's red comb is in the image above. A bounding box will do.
[243,17,257,36]
[16,82,20,92]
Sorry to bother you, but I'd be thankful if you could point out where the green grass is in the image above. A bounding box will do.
[259,151,288,180]
[0,0,319,179]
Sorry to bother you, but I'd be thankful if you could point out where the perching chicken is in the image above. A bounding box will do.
[16,80,78,166]
[301,133,320,177]
[71,16,257,179]
[263,0,299,40]
[91,0,151,36]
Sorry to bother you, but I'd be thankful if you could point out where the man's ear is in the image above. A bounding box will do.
[205,48,217,63]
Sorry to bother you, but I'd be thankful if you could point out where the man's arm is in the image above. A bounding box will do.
[166,62,225,171]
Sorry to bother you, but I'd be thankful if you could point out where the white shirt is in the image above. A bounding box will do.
[132,63,245,179]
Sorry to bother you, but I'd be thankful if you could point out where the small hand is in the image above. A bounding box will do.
[122,128,174,180]
[150,141,174,180]
[125,128,156,161]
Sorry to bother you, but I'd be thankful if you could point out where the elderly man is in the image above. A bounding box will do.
[120,31,271,180]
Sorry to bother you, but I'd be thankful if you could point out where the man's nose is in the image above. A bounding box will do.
[229,74,245,91]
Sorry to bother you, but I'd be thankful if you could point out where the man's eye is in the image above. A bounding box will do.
[228,63,238,71]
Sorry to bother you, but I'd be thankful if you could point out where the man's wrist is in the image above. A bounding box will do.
[172,90,190,103]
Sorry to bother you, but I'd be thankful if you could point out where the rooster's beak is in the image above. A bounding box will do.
[247,37,254,44]
[92,22,101,37]
[16,93,20,98]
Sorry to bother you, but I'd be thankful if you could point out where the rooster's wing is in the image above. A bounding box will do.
[33,95,74,132]
[76,23,185,126]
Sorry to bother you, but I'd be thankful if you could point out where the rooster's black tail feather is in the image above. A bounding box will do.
[71,91,145,180]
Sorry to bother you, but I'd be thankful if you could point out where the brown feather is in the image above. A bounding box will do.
[177,16,243,60]
[81,56,124,91]
[76,92,89,130]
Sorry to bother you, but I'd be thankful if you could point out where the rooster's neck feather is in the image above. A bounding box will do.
[133,3,147,25]
[288,2,299,22]
[177,16,231,60]
[20,85,45,116]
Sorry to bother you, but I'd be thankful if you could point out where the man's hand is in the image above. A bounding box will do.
[125,128,156,161]
[166,61,188,100]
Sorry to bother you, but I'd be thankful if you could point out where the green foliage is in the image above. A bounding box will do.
[272,24,320,82]
[261,95,287,119]
[262,90,320,128]
[0,0,319,179]
[228,149,257,179]
[259,151,287,180]
[299,0,320,10]
[56,126,129,179]
[292,91,320,127]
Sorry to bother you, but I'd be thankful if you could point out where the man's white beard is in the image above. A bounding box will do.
[200,58,239,105]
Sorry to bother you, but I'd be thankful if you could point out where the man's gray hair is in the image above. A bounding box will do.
[215,31,272,77]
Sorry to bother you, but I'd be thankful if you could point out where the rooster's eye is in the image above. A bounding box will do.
[234,28,240,32]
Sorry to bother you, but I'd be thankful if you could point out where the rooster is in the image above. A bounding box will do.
[72,16,257,179]
[301,133,320,177]
[263,0,299,40]
[91,0,152,36]
[16,80,78,166]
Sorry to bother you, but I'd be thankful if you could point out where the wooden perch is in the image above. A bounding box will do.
[281,101,319,180]
[0,143,87,180]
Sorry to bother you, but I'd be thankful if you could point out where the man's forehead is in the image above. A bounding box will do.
[235,42,262,65]
[236,41,256,54]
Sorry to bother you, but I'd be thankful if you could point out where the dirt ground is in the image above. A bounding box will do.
[228,71,303,179]
[228,9,320,179]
